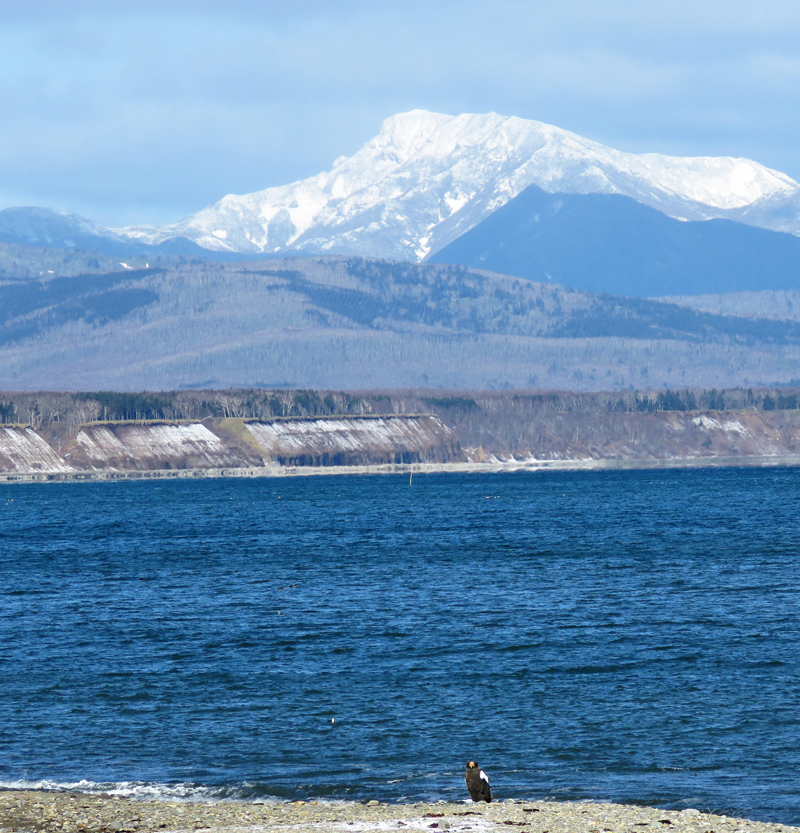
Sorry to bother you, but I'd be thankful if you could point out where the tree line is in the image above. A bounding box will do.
[3,385,800,430]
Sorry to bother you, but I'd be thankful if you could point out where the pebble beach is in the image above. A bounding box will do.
[0,792,796,833]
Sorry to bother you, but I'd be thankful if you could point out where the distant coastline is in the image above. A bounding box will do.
[5,387,800,483]
[4,454,800,485]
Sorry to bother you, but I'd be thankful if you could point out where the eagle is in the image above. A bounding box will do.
[465,760,492,803]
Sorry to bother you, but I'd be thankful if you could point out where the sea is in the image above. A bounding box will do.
[2,468,800,823]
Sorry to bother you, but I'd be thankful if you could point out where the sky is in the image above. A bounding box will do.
[1,0,799,228]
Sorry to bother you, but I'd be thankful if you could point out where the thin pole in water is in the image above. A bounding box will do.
[409,464,413,486]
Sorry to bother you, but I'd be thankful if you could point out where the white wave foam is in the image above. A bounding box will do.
[0,779,240,803]
[0,777,463,807]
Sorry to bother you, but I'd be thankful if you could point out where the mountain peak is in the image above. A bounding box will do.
[115,109,800,260]
[373,109,452,152]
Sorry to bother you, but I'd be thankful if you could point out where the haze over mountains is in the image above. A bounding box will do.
[0,207,244,261]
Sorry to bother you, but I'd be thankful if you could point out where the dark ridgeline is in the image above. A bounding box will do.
[428,184,800,297]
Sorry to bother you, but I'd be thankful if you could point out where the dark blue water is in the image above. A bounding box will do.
[2,469,800,821]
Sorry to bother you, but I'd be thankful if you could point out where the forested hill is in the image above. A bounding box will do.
[3,255,800,391]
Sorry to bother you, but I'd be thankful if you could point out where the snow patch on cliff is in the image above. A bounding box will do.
[0,427,74,473]
[246,415,459,463]
[74,423,246,470]
[692,415,750,435]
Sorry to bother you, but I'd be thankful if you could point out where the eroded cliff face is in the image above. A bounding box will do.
[0,427,75,473]
[68,422,253,471]
[459,409,800,463]
[245,415,462,467]
[4,407,800,478]
[0,415,463,476]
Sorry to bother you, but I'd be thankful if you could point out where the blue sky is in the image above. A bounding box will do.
[2,0,799,227]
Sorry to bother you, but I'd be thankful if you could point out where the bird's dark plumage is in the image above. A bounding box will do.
[465,760,492,803]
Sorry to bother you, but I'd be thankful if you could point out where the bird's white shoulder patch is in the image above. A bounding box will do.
[480,770,489,782]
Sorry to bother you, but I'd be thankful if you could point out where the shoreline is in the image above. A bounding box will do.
[0,791,797,833]
[3,454,800,484]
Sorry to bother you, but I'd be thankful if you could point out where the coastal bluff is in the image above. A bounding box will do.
[0,414,464,481]
[5,386,800,480]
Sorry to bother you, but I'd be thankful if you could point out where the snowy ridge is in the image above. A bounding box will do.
[116,110,800,260]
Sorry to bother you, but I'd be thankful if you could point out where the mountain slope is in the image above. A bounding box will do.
[428,185,800,296]
[113,110,800,261]
[656,291,800,322]
[0,207,238,259]
[3,256,800,392]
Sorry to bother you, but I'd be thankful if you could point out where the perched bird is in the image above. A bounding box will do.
[465,760,492,803]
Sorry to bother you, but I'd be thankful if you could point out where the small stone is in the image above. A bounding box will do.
[367,800,381,806]
[681,810,702,817]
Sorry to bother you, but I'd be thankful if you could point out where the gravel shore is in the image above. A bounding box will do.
[5,454,800,484]
[0,792,796,833]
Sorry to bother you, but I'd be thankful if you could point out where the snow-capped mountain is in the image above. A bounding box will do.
[0,206,129,252]
[116,110,800,261]
[0,206,223,258]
